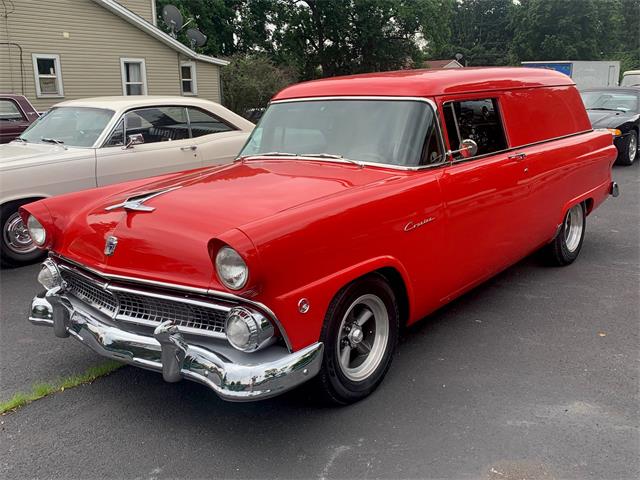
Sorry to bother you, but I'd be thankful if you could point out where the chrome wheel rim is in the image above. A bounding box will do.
[336,294,389,382]
[629,135,637,163]
[563,205,584,253]
[2,212,37,254]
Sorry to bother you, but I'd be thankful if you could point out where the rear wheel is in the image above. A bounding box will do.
[315,274,399,405]
[543,203,586,266]
[617,130,637,166]
[1,201,45,268]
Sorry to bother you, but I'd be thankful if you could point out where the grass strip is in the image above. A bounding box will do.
[0,361,123,415]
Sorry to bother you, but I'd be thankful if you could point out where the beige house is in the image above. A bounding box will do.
[0,0,228,111]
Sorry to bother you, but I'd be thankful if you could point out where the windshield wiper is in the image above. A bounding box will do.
[256,151,298,157]
[238,151,298,161]
[302,153,364,167]
[587,107,624,112]
[41,137,65,145]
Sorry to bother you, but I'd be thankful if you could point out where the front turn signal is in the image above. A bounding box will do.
[607,128,622,137]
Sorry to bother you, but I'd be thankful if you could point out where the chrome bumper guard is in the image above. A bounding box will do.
[30,291,323,402]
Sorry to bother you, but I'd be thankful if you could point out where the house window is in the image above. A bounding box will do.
[120,58,147,95]
[180,62,197,95]
[32,54,63,97]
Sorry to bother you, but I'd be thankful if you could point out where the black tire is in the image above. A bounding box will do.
[543,203,586,266]
[617,130,637,166]
[0,201,46,268]
[314,274,399,405]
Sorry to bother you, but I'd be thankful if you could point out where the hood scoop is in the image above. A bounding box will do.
[105,186,182,213]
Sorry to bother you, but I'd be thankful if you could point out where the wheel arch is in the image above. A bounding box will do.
[372,266,410,328]
[1,195,49,210]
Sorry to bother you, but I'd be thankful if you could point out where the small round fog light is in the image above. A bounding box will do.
[225,307,275,352]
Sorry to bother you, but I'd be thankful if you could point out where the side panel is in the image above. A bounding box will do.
[1,151,97,206]
[95,141,201,186]
[499,86,592,147]
[192,131,250,167]
[516,131,616,245]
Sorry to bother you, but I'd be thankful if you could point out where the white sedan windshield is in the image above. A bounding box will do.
[240,99,440,167]
[20,107,114,147]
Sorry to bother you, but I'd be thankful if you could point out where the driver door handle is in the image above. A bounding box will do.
[508,152,526,160]
[180,145,197,151]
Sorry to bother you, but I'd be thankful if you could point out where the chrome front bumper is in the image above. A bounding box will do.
[30,291,323,402]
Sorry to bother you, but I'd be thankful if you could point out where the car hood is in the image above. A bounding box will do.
[586,110,638,129]
[0,141,90,170]
[55,159,399,288]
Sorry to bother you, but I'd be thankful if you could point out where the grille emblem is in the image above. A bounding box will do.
[104,235,118,256]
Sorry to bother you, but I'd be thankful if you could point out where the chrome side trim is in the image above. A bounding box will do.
[447,129,595,166]
[50,253,294,351]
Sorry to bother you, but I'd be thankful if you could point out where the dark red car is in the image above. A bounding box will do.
[0,94,39,143]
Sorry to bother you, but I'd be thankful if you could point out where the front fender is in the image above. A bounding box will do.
[267,255,413,352]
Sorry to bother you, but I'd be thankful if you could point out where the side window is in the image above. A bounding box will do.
[124,107,189,144]
[104,118,125,146]
[443,98,507,159]
[187,107,235,137]
[0,100,25,121]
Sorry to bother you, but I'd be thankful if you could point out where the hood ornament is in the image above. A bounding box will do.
[105,186,182,213]
[104,235,118,256]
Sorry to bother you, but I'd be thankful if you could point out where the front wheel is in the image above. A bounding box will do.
[543,203,586,266]
[1,202,45,268]
[315,274,399,405]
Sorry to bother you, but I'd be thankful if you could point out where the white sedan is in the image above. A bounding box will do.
[0,96,253,267]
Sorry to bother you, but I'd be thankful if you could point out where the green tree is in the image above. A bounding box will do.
[440,0,515,66]
[221,54,295,117]
[511,0,611,61]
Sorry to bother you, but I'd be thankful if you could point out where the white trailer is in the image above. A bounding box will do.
[521,61,620,88]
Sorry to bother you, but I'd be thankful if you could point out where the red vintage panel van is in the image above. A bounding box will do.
[22,68,618,404]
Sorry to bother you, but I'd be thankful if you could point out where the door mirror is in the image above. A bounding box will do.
[124,133,144,149]
[447,138,478,160]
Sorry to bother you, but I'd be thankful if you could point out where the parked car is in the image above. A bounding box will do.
[580,87,640,165]
[0,96,253,267]
[22,68,617,404]
[0,94,39,143]
[621,70,640,87]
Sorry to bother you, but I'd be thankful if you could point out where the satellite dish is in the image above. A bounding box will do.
[455,53,464,61]
[162,5,183,38]
[186,28,207,48]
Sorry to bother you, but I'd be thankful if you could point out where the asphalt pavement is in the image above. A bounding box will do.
[0,164,638,480]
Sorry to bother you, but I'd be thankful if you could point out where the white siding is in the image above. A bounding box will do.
[0,0,221,111]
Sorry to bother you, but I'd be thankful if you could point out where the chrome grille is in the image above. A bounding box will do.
[60,268,227,336]
[63,269,118,317]
[117,292,226,333]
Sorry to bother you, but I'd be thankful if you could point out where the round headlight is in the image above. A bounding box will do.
[225,307,275,352]
[37,259,63,290]
[27,215,46,246]
[215,246,248,290]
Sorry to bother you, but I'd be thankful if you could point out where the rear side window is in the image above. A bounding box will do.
[0,99,25,121]
[187,107,235,137]
[443,98,508,159]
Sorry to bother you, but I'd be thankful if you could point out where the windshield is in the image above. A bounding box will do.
[239,99,441,167]
[580,91,639,113]
[621,74,640,87]
[20,107,114,147]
